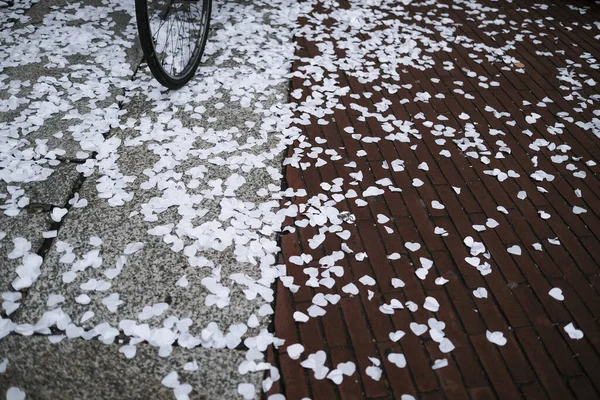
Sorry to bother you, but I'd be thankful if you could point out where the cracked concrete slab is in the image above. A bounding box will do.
[0,335,260,399]
[0,210,51,290]
[0,162,81,207]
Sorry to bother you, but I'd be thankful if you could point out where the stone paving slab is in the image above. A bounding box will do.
[0,335,260,400]
[14,182,269,334]
[0,210,51,290]
[0,162,81,207]
[1,0,297,398]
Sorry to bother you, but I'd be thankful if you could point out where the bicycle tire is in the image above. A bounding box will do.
[135,0,212,89]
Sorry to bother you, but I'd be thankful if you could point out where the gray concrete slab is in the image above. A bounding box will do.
[13,171,270,335]
[0,162,81,207]
[1,0,294,397]
[0,335,261,399]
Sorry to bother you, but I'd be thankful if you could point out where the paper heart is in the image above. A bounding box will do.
[415,268,428,280]
[337,361,356,376]
[390,299,404,309]
[410,322,428,336]
[314,364,329,380]
[405,301,418,312]
[365,366,382,381]
[301,253,313,263]
[300,358,316,370]
[287,344,304,360]
[359,275,376,286]
[439,338,455,353]
[377,214,390,224]
[435,277,449,285]
[355,252,368,261]
[389,330,405,342]
[368,357,381,366]
[293,311,309,323]
[320,277,335,288]
[538,211,551,219]
[342,283,359,295]
[431,201,445,210]
[325,294,341,305]
[51,207,68,222]
[429,329,445,343]
[379,304,395,314]
[423,296,440,312]
[309,350,327,365]
[548,288,564,301]
[463,236,474,247]
[486,218,499,228]
[289,256,304,266]
[295,220,309,228]
[387,353,406,368]
[412,178,424,187]
[465,257,480,267]
[336,230,351,240]
[308,305,326,317]
[507,245,522,256]
[326,369,343,384]
[355,199,368,207]
[564,323,584,340]
[405,242,421,252]
[573,206,587,215]
[486,330,507,346]
[391,278,405,288]
[420,257,433,269]
[332,193,345,202]
[432,359,448,370]
[312,293,328,307]
[428,318,446,331]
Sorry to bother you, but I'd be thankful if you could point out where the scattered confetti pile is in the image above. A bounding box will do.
[0,0,599,399]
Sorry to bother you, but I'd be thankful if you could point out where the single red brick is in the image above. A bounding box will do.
[340,296,390,398]
[359,292,395,343]
[320,304,350,349]
[513,284,584,377]
[469,333,521,400]
[274,281,301,347]
[329,347,365,400]
[468,386,498,400]
[278,353,312,400]
[265,346,282,397]
[515,327,575,400]
[479,229,525,284]
[568,376,598,400]
[520,382,550,400]
[377,341,419,399]
[307,373,339,400]
[424,341,469,400]
[384,310,439,393]
[298,314,326,356]
[549,279,600,354]
[420,393,446,400]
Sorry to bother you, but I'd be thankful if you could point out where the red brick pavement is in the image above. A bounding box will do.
[268,0,600,399]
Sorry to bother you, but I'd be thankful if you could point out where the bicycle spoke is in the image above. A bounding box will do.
[137,0,210,87]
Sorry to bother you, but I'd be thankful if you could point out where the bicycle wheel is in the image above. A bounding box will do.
[135,0,212,89]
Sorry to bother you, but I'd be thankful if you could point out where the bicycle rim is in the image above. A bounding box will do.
[136,0,211,89]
